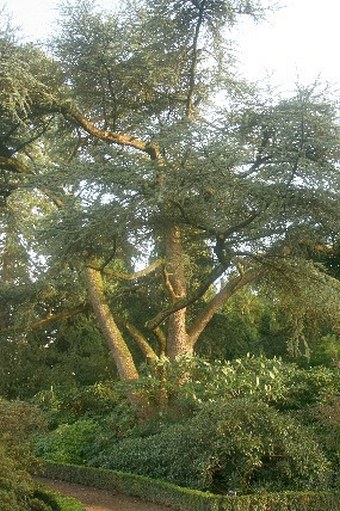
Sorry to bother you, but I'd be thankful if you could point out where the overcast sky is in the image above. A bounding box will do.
[5,0,340,94]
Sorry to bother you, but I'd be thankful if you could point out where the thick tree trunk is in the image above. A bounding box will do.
[164,225,193,359]
[84,264,145,410]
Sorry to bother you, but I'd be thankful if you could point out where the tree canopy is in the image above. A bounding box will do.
[1,0,340,408]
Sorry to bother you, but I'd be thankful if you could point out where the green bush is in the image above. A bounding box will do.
[94,398,331,493]
[132,355,339,419]
[35,419,102,464]
[31,488,85,511]
[0,398,48,510]
[33,381,124,427]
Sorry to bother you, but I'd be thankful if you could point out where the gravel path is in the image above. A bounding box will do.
[36,477,172,511]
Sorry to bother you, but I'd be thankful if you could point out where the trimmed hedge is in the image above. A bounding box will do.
[40,462,340,511]
[32,487,85,511]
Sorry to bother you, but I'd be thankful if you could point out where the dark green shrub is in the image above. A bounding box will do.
[94,398,331,493]
[31,488,85,511]
[0,398,59,511]
[33,381,124,427]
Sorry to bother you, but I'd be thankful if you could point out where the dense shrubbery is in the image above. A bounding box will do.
[93,398,331,493]
[0,398,57,510]
[35,355,340,495]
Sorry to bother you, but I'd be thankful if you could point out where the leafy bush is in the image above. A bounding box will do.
[94,398,331,493]
[33,381,124,427]
[132,355,339,419]
[35,419,102,464]
[31,488,85,511]
[35,357,339,494]
[0,398,64,511]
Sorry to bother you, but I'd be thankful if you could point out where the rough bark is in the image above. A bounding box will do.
[164,225,192,359]
[84,264,144,409]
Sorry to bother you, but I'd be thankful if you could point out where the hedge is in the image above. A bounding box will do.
[40,462,340,511]
[32,486,85,511]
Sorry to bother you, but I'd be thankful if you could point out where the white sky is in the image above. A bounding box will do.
[5,0,340,94]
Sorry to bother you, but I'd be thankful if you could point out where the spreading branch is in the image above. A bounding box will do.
[188,270,257,346]
[94,259,164,282]
[0,156,30,174]
[57,103,161,160]
[146,262,228,331]
[124,322,159,363]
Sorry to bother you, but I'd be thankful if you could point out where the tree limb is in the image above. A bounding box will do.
[29,305,88,331]
[146,263,228,331]
[57,103,161,160]
[124,322,159,363]
[188,270,257,346]
[0,156,30,174]
[96,259,164,281]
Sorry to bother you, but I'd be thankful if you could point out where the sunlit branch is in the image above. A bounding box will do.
[57,103,161,160]
[97,259,164,281]
[188,269,257,346]
[146,262,228,331]
[124,322,159,363]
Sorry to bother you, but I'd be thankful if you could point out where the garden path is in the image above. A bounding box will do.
[36,477,172,511]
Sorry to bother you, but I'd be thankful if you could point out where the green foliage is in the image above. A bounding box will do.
[0,317,117,400]
[132,355,339,418]
[33,380,128,426]
[0,398,69,511]
[94,398,331,493]
[295,395,340,488]
[35,419,102,465]
[35,356,339,493]
[30,488,85,511]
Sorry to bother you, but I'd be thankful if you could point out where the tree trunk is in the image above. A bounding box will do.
[164,225,193,359]
[84,264,145,410]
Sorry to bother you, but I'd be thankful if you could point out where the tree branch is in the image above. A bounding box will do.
[0,156,30,174]
[186,0,207,118]
[146,263,228,331]
[97,259,164,281]
[29,305,88,331]
[124,322,159,363]
[57,103,161,160]
[188,270,257,346]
